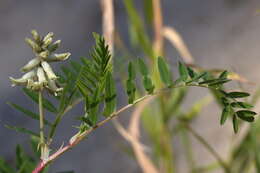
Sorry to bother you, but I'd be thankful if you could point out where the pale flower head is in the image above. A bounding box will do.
[10,30,71,96]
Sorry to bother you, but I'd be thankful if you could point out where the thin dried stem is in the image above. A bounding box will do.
[114,97,159,173]
[152,0,164,55]
[163,26,194,64]
[101,0,114,54]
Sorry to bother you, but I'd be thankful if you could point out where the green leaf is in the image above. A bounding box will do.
[237,113,255,122]
[103,72,116,117]
[128,61,136,80]
[22,88,58,113]
[178,62,189,81]
[78,114,94,127]
[219,70,228,79]
[187,67,197,78]
[220,105,231,125]
[61,65,76,79]
[192,72,208,82]
[157,57,172,86]
[123,0,154,57]
[126,79,136,104]
[16,145,24,169]
[199,79,230,86]
[138,58,148,76]
[236,110,257,116]
[7,102,51,126]
[5,125,40,138]
[230,102,253,109]
[233,114,239,133]
[30,136,41,158]
[143,0,153,25]
[221,97,229,107]
[208,79,231,86]
[227,92,250,98]
[143,76,154,94]
[70,60,82,73]
[0,157,15,173]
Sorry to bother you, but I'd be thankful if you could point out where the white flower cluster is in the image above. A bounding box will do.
[10,30,71,95]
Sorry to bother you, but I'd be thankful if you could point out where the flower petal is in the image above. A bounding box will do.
[21,58,41,72]
[41,61,57,80]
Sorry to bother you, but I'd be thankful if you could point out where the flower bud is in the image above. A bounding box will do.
[42,37,53,49]
[37,67,47,86]
[26,79,34,89]
[9,77,27,86]
[30,82,42,91]
[9,70,35,86]
[38,50,49,59]
[22,70,36,80]
[45,52,71,62]
[47,40,61,52]
[25,38,41,52]
[31,30,41,43]
[43,32,54,43]
[47,79,63,96]
[21,58,41,72]
[53,52,71,61]
[41,61,57,80]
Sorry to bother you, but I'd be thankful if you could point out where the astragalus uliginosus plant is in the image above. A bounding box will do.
[6,30,257,173]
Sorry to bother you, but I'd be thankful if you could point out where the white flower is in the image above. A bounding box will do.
[10,30,71,95]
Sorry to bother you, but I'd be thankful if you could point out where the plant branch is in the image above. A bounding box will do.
[32,84,226,173]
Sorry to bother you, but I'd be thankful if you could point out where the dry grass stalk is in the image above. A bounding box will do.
[152,0,164,55]
[101,0,115,54]
[163,26,194,64]
[114,97,159,173]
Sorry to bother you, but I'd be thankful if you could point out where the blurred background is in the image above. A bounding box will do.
[0,0,260,172]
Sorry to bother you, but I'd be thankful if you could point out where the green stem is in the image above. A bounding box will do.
[39,91,45,157]
[184,123,231,173]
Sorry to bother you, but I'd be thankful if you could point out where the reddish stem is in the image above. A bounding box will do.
[32,144,72,173]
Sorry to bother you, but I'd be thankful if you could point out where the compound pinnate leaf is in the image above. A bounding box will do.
[5,125,40,138]
[7,102,51,126]
[23,88,58,113]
